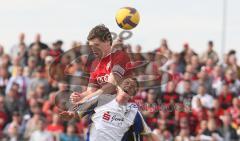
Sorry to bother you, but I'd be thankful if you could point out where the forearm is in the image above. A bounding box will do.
[75,97,98,118]
[83,83,116,100]
[82,72,121,101]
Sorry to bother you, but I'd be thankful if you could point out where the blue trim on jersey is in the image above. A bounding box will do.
[121,127,133,141]
[86,128,90,141]
[134,112,144,134]
[121,111,144,141]
[86,108,95,141]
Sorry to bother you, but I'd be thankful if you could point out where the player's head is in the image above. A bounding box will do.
[117,77,139,99]
[87,24,112,58]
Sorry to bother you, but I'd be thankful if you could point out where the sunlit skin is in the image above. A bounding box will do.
[115,78,138,105]
[88,38,111,59]
[70,37,120,105]
[59,78,138,120]
[60,78,159,141]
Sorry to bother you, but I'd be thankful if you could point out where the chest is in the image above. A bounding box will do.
[92,59,112,85]
[92,104,136,131]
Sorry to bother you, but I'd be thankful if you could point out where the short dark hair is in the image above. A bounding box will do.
[87,24,112,45]
[208,40,213,46]
[131,77,139,88]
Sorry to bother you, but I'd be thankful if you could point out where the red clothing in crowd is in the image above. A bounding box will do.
[218,92,233,109]
[46,124,64,133]
[162,92,179,104]
[0,112,7,130]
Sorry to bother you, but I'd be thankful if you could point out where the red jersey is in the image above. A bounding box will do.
[89,50,131,88]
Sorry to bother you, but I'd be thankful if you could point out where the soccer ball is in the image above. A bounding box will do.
[115,7,140,30]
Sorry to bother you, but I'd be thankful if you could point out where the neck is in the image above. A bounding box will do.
[116,96,128,105]
[102,47,111,57]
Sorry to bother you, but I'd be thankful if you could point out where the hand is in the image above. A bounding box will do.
[70,92,83,104]
[59,111,75,120]
[71,97,88,111]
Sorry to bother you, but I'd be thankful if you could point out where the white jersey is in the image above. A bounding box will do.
[86,98,151,141]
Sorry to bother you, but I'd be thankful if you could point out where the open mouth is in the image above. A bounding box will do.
[122,86,130,93]
[92,51,99,56]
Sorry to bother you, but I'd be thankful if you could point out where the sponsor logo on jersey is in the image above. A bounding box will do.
[103,112,111,121]
[97,74,109,85]
[111,115,124,122]
[102,112,125,126]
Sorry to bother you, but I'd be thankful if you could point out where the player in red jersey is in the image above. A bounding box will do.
[70,24,131,104]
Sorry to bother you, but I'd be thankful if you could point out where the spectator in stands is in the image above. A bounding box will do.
[153,118,173,141]
[29,118,54,141]
[224,69,240,95]
[28,68,49,98]
[192,85,214,110]
[200,40,219,64]
[39,49,49,67]
[59,123,82,141]
[10,33,26,60]
[0,96,7,131]
[46,113,64,140]
[177,80,195,103]
[227,98,240,125]
[190,55,201,73]
[42,92,58,122]
[212,65,224,96]
[23,56,38,77]
[28,83,47,105]
[6,66,29,98]
[0,67,10,95]
[219,113,239,141]
[196,120,208,135]
[133,45,145,62]
[24,105,42,140]
[4,86,25,114]
[162,81,179,104]
[29,33,49,50]
[3,111,22,140]
[225,50,240,78]
[175,127,194,141]
[217,83,234,109]
[142,89,158,129]
[48,40,64,61]
[0,54,11,69]
[212,99,224,121]
[198,118,223,141]
[0,45,4,57]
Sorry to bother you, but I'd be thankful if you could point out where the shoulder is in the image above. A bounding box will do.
[111,50,129,59]
[97,94,116,106]
[127,103,140,118]
[128,103,139,110]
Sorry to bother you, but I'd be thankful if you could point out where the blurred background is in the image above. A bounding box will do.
[0,0,240,141]
[0,0,239,58]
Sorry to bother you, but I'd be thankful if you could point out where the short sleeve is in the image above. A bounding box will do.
[111,51,131,78]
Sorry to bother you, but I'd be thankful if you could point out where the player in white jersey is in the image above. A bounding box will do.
[59,78,158,141]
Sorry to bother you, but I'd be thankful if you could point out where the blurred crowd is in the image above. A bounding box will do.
[0,33,240,141]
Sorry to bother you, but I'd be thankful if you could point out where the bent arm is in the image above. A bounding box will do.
[80,72,122,103]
